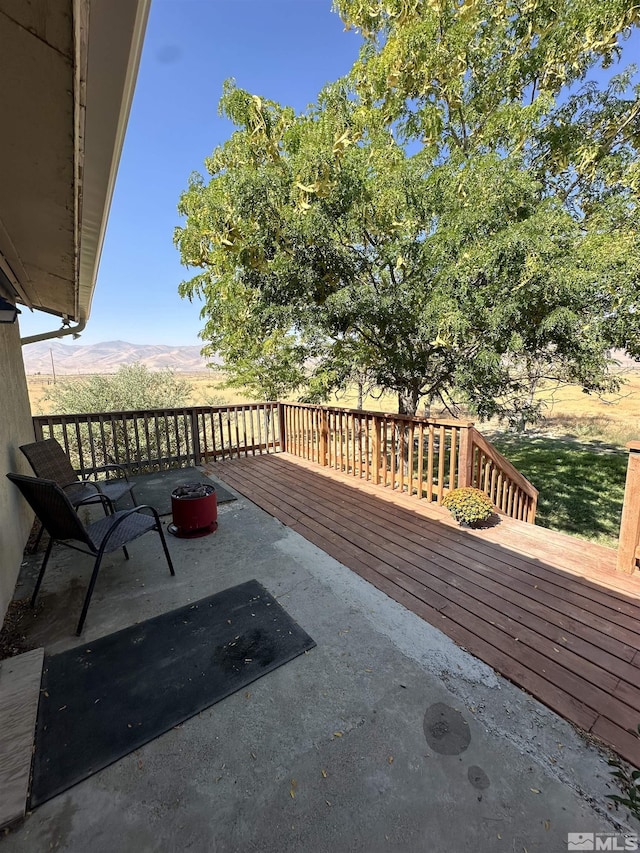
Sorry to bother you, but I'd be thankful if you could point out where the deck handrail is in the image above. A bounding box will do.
[33,403,281,476]
[467,426,539,523]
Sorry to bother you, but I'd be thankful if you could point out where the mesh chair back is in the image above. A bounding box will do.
[20,438,80,487]
[7,473,94,548]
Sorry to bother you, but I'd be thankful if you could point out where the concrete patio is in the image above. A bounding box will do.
[1,470,638,853]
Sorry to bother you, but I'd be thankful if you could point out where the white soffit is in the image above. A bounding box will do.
[0,0,150,322]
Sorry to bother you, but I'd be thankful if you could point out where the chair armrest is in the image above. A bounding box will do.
[89,464,130,482]
[75,493,115,513]
[63,480,100,494]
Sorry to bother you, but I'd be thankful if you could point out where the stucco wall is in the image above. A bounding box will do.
[0,321,35,624]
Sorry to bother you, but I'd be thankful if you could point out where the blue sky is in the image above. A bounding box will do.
[18,1,640,347]
[19,0,362,346]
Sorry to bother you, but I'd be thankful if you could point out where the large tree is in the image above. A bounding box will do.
[175,0,640,421]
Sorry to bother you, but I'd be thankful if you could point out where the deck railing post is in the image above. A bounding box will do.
[457,425,474,488]
[277,403,287,453]
[617,441,640,575]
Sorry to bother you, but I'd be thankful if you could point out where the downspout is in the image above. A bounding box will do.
[20,317,87,346]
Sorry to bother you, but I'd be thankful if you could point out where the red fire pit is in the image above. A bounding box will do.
[168,483,217,538]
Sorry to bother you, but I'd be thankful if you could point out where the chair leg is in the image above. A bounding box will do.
[31,524,44,554]
[156,523,175,576]
[31,537,54,607]
[76,552,106,636]
[122,545,130,560]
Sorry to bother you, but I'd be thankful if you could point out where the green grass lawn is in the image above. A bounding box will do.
[487,432,628,549]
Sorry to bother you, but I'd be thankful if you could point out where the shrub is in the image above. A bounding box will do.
[442,487,495,526]
[43,363,192,413]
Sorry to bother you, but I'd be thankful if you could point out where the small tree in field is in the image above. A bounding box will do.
[44,363,192,414]
[44,364,193,473]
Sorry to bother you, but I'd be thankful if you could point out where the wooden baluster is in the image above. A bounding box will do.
[351,413,357,477]
[490,466,497,505]
[240,408,247,457]
[277,404,283,453]
[371,416,380,485]
[496,472,504,512]
[292,407,297,457]
[407,421,415,497]
[417,423,424,499]
[249,406,256,455]
[343,412,349,473]
[426,424,434,502]
[448,427,457,493]
[301,409,306,459]
[232,408,239,458]
[265,405,272,453]
[140,413,150,468]
[174,409,181,460]
[483,458,491,496]
[151,412,160,469]
[437,425,446,502]
[364,416,370,481]
[398,422,405,492]
[474,448,482,489]
[227,410,234,458]
[390,420,397,490]
[189,409,201,467]
[261,405,268,454]
[122,414,132,472]
[97,415,108,471]
[73,418,84,475]
[319,408,328,466]
[381,419,388,486]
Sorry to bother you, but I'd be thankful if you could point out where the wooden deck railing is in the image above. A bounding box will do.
[32,403,640,570]
[32,403,281,476]
[467,426,538,523]
[280,403,538,522]
[32,401,538,523]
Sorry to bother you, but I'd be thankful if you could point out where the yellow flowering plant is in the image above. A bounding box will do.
[442,487,495,526]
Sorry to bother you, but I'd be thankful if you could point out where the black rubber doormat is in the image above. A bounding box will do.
[30,580,315,807]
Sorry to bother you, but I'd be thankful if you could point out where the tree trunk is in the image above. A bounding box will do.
[398,389,419,417]
[357,381,363,410]
[397,388,420,483]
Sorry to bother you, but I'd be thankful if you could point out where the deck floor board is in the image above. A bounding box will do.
[206,452,640,765]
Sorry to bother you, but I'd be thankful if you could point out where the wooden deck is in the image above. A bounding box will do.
[206,452,640,766]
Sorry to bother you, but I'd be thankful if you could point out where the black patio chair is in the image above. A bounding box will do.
[7,473,175,635]
[20,438,137,512]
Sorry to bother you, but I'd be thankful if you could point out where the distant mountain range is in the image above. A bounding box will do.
[22,340,220,374]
